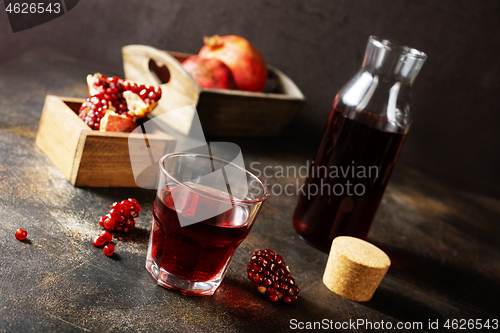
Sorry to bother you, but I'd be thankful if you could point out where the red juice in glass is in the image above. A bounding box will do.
[148,184,251,283]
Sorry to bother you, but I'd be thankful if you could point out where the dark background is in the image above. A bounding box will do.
[1,0,499,194]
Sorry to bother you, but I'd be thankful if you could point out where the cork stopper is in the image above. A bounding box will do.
[323,236,391,302]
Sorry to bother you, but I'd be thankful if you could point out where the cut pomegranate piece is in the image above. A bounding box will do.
[79,73,162,131]
[247,249,300,303]
[99,113,137,133]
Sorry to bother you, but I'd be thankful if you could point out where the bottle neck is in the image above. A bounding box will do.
[362,36,427,85]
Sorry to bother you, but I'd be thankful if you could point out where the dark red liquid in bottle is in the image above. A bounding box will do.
[293,106,407,252]
[150,184,251,281]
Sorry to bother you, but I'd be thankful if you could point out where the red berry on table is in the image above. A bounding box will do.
[15,228,27,241]
[128,198,141,211]
[100,230,112,242]
[98,215,107,227]
[120,200,131,215]
[247,249,300,304]
[93,235,105,247]
[109,207,121,218]
[103,244,115,256]
[103,216,115,230]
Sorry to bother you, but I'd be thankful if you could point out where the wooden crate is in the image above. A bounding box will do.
[122,45,305,137]
[36,95,176,187]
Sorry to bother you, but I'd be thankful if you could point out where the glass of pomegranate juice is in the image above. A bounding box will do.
[146,152,268,296]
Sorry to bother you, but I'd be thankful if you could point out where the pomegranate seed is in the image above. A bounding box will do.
[139,89,148,99]
[148,91,157,100]
[269,294,279,302]
[15,228,27,241]
[98,216,106,227]
[124,218,135,227]
[103,244,115,256]
[128,198,141,212]
[104,216,115,230]
[93,235,105,247]
[120,200,131,214]
[109,208,120,218]
[252,274,263,284]
[90,96,100,105]
[100,230,112,242]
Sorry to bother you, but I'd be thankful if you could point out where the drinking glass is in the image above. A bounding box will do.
[146,152,268,296]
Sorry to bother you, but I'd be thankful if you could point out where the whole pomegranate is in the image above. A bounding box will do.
[198,35,267,92]
[181,56,237,90]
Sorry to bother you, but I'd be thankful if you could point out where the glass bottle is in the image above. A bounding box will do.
[293,36,427,252]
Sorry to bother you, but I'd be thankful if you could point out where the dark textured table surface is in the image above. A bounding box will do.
[0,50,499,332]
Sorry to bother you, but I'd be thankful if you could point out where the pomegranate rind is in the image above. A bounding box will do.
[99,113,137,133]
[122,91,158,118]
[87,74,100,96]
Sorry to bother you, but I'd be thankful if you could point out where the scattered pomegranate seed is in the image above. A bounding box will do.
[100,230,112,242]
[247,249,300,304]
[98,215,107,227]
[15,228,27,241]
[93,235,105,247]
[103,244,115,256]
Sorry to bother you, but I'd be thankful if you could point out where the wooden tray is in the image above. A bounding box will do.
[36,95,176,187]
[122,45,305,137]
